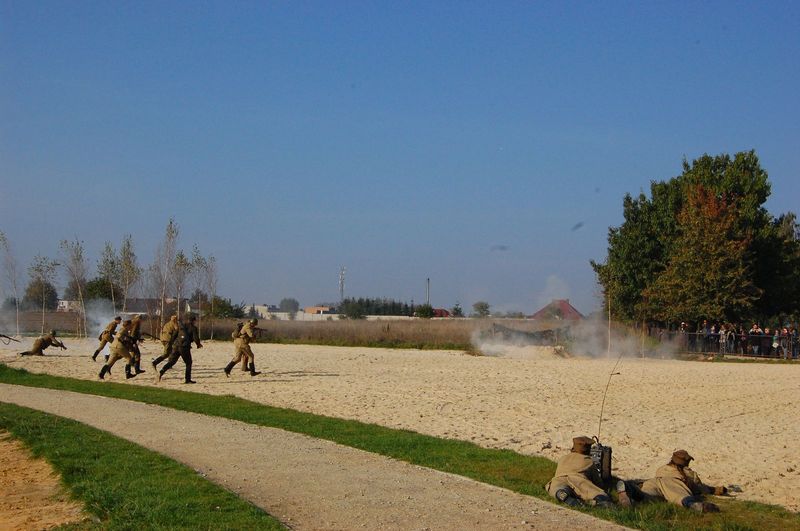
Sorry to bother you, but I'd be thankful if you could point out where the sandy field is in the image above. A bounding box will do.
[2,338,799,512]
[0,431,87,530]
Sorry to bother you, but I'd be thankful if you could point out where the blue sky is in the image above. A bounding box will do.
[1,1,798,314]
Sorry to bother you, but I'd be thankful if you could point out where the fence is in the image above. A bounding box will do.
[652,329,799,359]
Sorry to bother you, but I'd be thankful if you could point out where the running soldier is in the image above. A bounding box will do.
[155,314,202,384]
[545,436,614,508]
[129,314,146,374]
[98,320,137,380]
[237,318,261,376]
[222,322,245,377]
[19,330,67,356]
[151,314,179,370]
[92,316,121,361]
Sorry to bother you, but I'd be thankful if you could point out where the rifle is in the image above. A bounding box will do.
[1,333,20,344]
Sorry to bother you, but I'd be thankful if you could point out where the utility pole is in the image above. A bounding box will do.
[426,278,430,306]
[339,266,346,302]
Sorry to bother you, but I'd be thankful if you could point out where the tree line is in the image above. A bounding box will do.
[0,218,220,336]
[592,150,800,326]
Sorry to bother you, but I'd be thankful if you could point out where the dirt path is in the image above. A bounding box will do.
[0,383,624,530]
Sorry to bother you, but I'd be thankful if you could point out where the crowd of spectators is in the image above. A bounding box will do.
[666,320,799,358]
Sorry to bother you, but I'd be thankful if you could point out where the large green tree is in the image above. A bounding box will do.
[593,150,798,323]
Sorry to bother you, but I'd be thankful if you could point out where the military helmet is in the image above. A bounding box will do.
[671,449,693,467]
[114,316,122,321]
[249,318,258,325]
[571,436,594,454]
[50,329,57,336]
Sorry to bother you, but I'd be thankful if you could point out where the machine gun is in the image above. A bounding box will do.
[1,333,20,344]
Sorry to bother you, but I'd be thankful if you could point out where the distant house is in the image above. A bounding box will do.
[57,300,81,312]
[304,306,334,315]
[529,299,584,321]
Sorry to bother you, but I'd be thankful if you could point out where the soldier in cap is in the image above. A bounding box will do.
[98,320,137,380]
[634,450,724,513]
[233,318,261,377]
[151,315,179,371]
[545,436,614,508]
[155,313,202,384]
[20,330,66,356]
[92,316,121,361]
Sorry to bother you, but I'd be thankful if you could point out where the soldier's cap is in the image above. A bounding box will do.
[671,449,693,466]
[114,316,122,321]
[571,436,594,454]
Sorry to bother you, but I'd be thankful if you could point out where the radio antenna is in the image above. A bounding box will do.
[597,349,624,441]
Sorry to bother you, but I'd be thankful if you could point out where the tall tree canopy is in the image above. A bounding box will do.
[592,150,799,324]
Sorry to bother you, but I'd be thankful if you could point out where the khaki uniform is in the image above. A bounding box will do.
[640,464,710,506]
[545,452,607,503]
[159,318,179,356]
[97,320,119,350]
[157,319,201,383]
[20,334,65,356]
[130,316,143,369]
[229,326,247,365]
[238,322,257,369]
[106,326,135,368]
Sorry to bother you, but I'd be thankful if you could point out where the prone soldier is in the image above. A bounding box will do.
[92,316,121,362]
[623,450,724,513]
[20,330,66,356]
[545,436,615,508]
[98,320,137,380]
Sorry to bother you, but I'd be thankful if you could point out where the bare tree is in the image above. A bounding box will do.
[0,231,21,336]
[172,250,192,320]
[29,255,59,334]
[206,254,218,339]
[60,238,89,337]
[119,234,141,312]
[155,218,179,328]
[97,241,120,312]
[190,244,208,337]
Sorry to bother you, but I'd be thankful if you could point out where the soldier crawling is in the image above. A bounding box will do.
[19,330,67,356]
[545,436,615,508]
[617,449,725,513]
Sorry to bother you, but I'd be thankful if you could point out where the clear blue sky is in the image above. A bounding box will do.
[2,1,798,314]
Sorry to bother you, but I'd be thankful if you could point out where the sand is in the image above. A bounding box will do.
[2,338,798,511]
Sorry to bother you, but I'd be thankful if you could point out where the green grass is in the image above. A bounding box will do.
[1,364,798,530]
[0,402,284,530]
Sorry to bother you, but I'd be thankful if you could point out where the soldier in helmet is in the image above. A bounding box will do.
[155,313,202,384]
[545,436,614,508]
[98,320,137,380]
[151,314,179,371]
[234,318,261,377]
[92,316,121,362]
[20,330,67,356]
[631,450,724,513]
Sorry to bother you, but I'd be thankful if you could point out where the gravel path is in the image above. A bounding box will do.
[0,383,625,530]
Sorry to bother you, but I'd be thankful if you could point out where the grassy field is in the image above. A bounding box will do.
[0,401,284,530]
[1,364,798,530]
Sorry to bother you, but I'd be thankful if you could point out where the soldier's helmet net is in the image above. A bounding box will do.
[571,436,594,454]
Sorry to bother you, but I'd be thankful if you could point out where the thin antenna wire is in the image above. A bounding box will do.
[597,347,624,441]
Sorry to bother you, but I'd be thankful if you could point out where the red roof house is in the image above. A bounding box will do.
[529,299,584,321]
